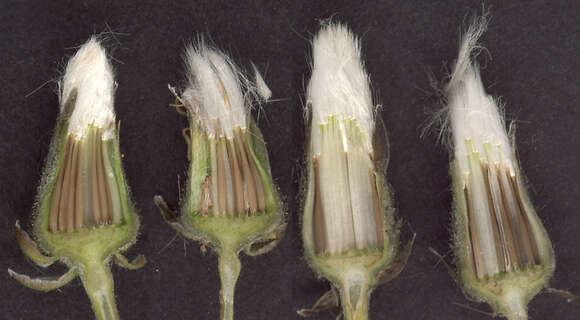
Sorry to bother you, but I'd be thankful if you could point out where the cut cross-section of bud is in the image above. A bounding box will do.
[194,126,267,217]
[440,16,555,320]
[300,23,411,320]
[9,37,144,320]
[155,41,286,320]
[312,116,384,254]
[49,127,123,232]
[461,140,541,279]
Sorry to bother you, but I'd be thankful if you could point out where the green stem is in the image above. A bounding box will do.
[80,261,119,320]
[504,291,528,320]
[339,278,370,320]
[218,245,241,320]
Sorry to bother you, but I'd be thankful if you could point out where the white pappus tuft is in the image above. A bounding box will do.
[308,23,374,155]
[445,17,515,178]
[182,43,253,139]
[61,37,116,140]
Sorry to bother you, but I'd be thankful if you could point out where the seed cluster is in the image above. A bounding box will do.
[197,127,267,216]
[462,140,540,278]
[49,127,121,232]
[312,116,384,254]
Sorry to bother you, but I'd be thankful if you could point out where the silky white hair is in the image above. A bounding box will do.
[61,37,116,140]
[182,43,250,139]
[307,23,375,154]
[446,16,515,175]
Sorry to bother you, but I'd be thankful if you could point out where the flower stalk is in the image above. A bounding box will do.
[8,38,145,320]
[81,260,119,320]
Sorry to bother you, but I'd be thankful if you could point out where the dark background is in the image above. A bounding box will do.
[1,1,579,319]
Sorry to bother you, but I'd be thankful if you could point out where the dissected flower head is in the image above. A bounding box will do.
[441,17,555,320]
[299,22,412,320]
[9,37,144,320]
[155,40,285,320]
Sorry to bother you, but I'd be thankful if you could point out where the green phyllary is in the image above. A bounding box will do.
[298,23,413,320]
[155,42,286,320]
[8,38,145,320]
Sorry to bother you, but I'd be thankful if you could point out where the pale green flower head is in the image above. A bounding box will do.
[441,17,555,320]
[9,37,145,320]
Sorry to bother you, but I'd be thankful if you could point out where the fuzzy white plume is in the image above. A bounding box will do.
[61,38,116,140]
[182,44,247,139]
[446,18,515,178]
[308,23,374,154]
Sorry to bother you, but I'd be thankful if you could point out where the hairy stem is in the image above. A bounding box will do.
[218,245,241,320]
[80,261,119,320]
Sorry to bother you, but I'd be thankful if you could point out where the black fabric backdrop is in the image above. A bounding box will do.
[1,1,579,319]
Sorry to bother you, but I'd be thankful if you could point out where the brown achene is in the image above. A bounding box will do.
[464,160,541,278]
[197,128,267,217]
[49,128,119,232]
[311,153,384,255]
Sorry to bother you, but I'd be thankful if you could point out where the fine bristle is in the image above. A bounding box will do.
[445,16,514,174]
[61,37,116,140]
[308,23,374,154]
[448,64,514,175]
[182,44,247,139]
[252,63,272,100]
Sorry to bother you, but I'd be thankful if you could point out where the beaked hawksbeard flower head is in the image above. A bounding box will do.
[9,38,144,320]
[155,41,285,320]
[444,18,554,320]
[299,23,412,320]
